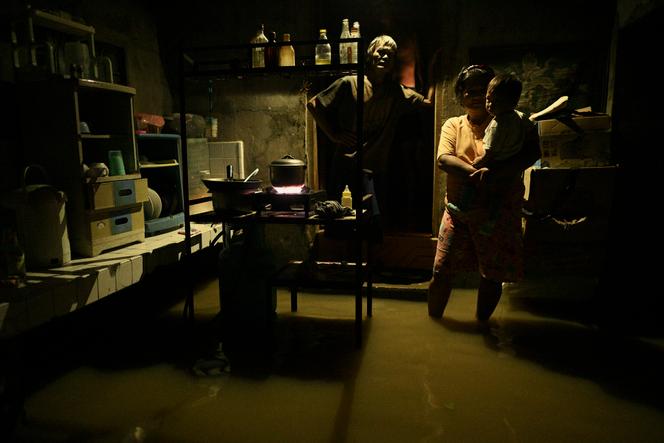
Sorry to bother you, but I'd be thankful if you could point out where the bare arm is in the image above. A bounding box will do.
[437,125,539,186]
[438,153,478,177]
[436,116,482,182]
[488,127,541,180]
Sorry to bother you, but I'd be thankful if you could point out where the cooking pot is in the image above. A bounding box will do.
[269,154,306,187]
[202,178,261,215]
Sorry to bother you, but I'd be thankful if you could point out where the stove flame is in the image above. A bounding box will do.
[273,185,304,194]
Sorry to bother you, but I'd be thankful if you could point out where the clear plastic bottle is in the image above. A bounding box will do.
[350,21,361,64]
[251,24,268,68]
[341,185,353,209]
[278,33,295,67]
[339,19,351,64]
[315,28,331,65]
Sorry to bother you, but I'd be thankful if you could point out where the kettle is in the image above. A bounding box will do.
[61,41,114,82]
[0,165,71,268]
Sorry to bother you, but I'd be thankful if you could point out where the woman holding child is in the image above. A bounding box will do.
[428,64,541,322]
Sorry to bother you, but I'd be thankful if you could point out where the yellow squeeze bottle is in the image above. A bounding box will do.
[341,185,353,208]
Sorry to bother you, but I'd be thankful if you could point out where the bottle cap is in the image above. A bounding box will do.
[283,33,291,41]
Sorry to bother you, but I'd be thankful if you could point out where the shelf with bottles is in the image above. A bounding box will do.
[181,37,364,79]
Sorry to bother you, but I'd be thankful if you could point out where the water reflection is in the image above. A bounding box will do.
[6,282,664,442]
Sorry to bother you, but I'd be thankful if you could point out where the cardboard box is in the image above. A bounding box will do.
[522,166,617,244]
[524,166,617,218]
[523,215,611,245]
[538,114,611,167]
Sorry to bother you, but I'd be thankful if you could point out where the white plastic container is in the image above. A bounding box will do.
[0,166,71,268]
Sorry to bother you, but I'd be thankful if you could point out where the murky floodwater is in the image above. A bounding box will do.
[5,277,664,442]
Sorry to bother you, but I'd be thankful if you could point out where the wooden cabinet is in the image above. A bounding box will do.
[18,78,146,257]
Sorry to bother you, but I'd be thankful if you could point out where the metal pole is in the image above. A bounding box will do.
[179,46,194,323]
[354,37,364,348]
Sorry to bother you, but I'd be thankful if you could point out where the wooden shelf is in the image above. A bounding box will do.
[30,8,95,37]
[271,260,369,291]
[182,38,362,79]
[139,159,180,168]
[81,134,112,140]
[83,173,141,184]
[77,79,136,94]
[0,222,223,338]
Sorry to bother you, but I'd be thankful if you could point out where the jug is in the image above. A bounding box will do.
[61,41,114,82]
[0,165,71,268]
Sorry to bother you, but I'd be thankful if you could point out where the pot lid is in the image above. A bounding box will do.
[270,154,305,167]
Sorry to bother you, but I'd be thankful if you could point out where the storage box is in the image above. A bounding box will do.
[522,166,617,245]
[523,166,617,218]
[537,114,612,168]
[523,215,611,245]
[71,203,145,257]
[86,177,147,211]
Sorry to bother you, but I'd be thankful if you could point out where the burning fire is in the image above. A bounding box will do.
[273,185,304,194]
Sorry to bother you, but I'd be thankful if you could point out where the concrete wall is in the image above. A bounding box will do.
[2,0,655,214]
[183,77,308,187]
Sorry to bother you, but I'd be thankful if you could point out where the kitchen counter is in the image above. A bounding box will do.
[0,222,222,337]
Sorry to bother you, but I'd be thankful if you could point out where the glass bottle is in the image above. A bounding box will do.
[278,33,295,67]
[265,31,278,68]
[251,24,268,68]
[339,19,351,64]
[315,28,331,65]
[350,21,361,64]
